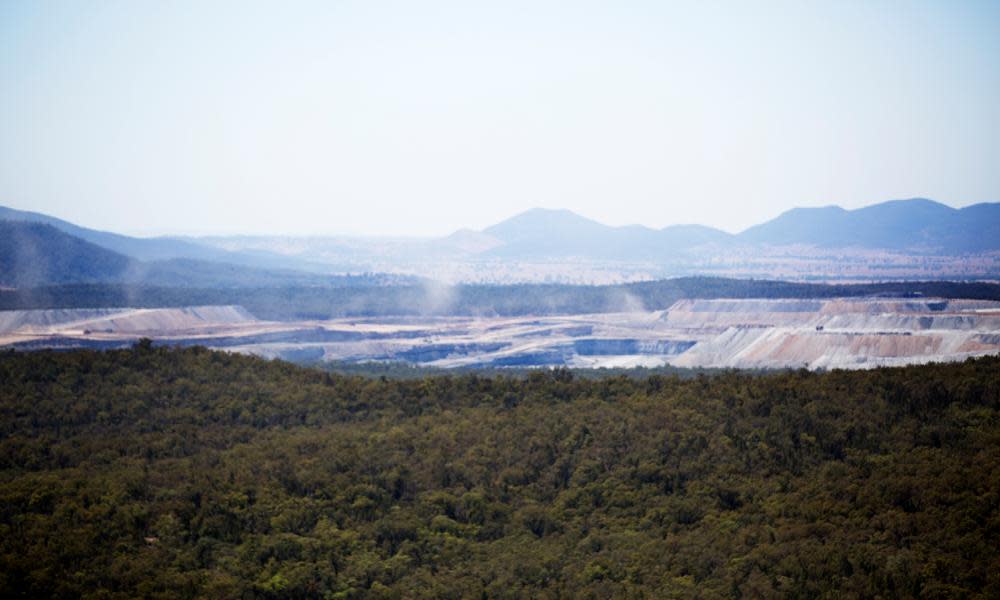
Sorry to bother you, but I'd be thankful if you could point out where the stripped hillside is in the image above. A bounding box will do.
[3,297,998,370]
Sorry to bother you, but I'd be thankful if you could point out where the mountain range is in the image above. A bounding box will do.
[1,198,997,287]
[479,199,1000,259]
[0,205,339,272]
[476,209,734,260]
[739,199,1000,253]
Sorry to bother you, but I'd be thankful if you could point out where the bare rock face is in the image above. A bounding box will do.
[667,298,1000,369]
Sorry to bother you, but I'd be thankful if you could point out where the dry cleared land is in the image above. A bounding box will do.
[3,298,999,370]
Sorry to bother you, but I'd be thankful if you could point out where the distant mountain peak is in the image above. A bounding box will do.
[486,207,599,227]
[482,208,606,240]
[437,228,503,254]
[522,207,577,216]
[740,197,998,252]
[875,197,949,209]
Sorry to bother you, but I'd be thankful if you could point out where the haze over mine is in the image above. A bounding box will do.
[1,1,998,236]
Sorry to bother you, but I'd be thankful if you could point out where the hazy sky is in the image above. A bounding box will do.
[1,1,998,237]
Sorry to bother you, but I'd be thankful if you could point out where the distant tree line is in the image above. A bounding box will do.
[2,277,999,320]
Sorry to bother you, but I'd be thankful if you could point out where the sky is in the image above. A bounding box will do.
[1,1,998,237]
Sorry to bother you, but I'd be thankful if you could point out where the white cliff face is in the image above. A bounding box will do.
[665,298,1000,370]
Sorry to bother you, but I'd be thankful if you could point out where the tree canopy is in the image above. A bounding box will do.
[1,347,998,598]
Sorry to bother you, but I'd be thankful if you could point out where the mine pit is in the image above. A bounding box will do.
[2,298,999,370]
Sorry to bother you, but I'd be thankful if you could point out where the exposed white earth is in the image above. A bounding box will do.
[2,298,999,370]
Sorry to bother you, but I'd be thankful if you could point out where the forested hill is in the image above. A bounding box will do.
[1,346,998,598]
[0,221,134,287]
[0,220,418,289]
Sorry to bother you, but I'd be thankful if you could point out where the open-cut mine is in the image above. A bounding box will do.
[2,298,999,370]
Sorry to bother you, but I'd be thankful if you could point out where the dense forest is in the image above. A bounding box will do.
[0,222,133,287]
[3,277,1000,319]
[1,346,998,598]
